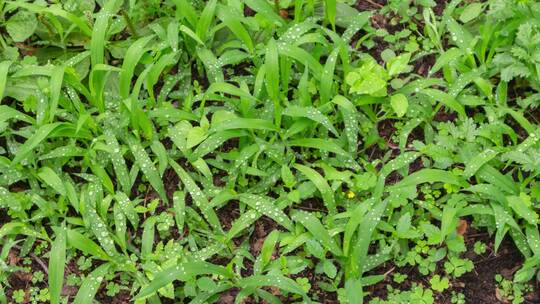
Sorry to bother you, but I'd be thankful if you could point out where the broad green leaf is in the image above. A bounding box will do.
[320,48,340,104]
[446,18,474,50]
[7,1,92,36]
[390,93,408,117]
[84,198,117,257]
[380,152,420,177]
[396,213,412,238]
[331,95,358,153]
[430,48,462,75]
[197,48,224,83]
[6,10,37,42]
[459,3,484,23]
[278,44,324,78]
[190,130,247,160]
[325,0,336,29]
[141,216,156,256]
[386,53,411,76]
[0,105,33,124]
[173,191,185,231]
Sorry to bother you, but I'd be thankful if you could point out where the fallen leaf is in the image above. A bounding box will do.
[457,219,468,236]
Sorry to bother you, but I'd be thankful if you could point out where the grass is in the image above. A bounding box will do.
[0,0,540,303]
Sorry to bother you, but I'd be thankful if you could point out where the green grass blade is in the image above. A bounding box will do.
[294,164,336,213]
[0,105,34,124]
[389,169,466,190]
[37,167,66,196]
[320,48,339,104]
[128,137,168,203]
[291,210,342,256]
[173,191,185,232]
[196,0,217,42]
[11,123,60,165]
[352,199,388,276]
[169,159,222,232]
[238,194,294,230]
[209,118,278,132]
[190,130,247,160]
[238,275,309,301]
[135,262,233,300]
[73,264,110,304]
[216,5,254,52]
[325,0,336,30]
[278,44,324,78]
[6,1,92,36]
[104,131,131,193]
[288,138,349,158]
[244,0,283,26]
[284,105,338,136]
[66,229,109,260]
[265,38,280,103]
[197,48,224,83]
[49,226,66,304]
[48,65,64,123]
[0,61,11,103]
[463,148,499,179]
[421,88,466,120]
[119,35,155,98]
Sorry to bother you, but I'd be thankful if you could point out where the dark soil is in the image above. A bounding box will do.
[364,233,540,304]
[461,237,539,304]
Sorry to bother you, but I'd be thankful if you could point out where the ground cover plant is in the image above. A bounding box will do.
[0,0,540,303]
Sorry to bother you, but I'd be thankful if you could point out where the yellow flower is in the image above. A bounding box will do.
[346,190,355,199]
